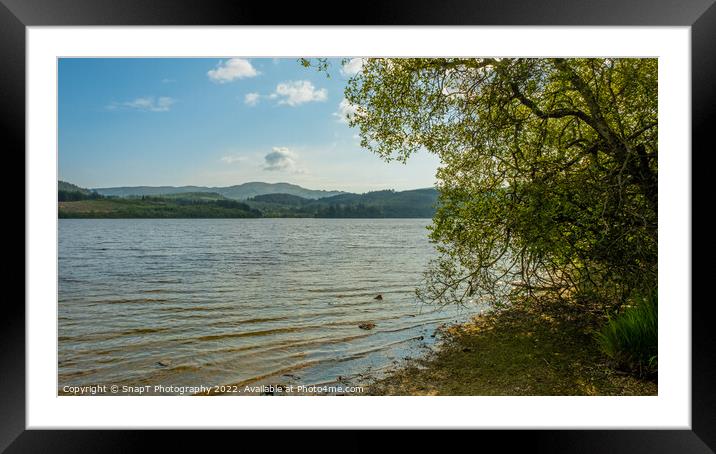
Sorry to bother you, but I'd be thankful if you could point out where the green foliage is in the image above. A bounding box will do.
[58,180,93,194]
[314,188,438,218]
[59,183,436,219]
[326,58,657,307]
[148,192,227,201]
[59,195,261,218]
[246,188,438,218]
[58,190,104,202]
[251,193,309,206]
[595,292,657,376]
[58,181,103,201]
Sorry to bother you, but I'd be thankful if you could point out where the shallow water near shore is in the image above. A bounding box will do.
[58,218,480,395]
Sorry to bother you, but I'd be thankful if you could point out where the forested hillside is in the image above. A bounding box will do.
[59,182,438,218]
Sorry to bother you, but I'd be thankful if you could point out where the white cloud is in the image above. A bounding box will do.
[244,92,260,106]
[263,147,298,171]
[341,58,364,77]
[220,155,247,164]
[272,80,327,106]
[207,58,259,83]
[334,98,360,124]
[109,96,176,112]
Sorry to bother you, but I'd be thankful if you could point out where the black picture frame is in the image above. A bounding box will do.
[5,0,712,451]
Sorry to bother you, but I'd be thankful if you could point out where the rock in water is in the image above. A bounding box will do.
[374,294,383,300]
[358,322,376,330]
[156,359,172,367]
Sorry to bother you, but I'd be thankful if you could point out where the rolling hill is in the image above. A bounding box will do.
[58,181,439,218]
[247,188,439,218]
[93,182,346,200]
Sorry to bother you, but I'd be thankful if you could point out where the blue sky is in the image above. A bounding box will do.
[58,58,440,193]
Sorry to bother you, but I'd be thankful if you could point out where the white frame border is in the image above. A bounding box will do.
[27,26,691,429]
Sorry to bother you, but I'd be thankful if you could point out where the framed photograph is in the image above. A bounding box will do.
[8,0,712,449]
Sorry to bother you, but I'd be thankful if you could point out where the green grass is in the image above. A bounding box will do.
[367,300,657,396]
[58,198,261,218]
[595,292,657,377]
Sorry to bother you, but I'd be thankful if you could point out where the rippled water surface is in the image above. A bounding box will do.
[58,218,478,395]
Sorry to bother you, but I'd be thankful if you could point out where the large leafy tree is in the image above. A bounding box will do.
[317,58,658,309]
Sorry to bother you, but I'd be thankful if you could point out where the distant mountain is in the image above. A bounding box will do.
[93,182,346,200]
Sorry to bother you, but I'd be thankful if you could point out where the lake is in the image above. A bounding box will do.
[58,218,480,395]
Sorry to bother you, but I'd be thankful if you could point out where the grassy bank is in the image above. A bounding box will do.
[366,300,657,396]
[59,198,261,218]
